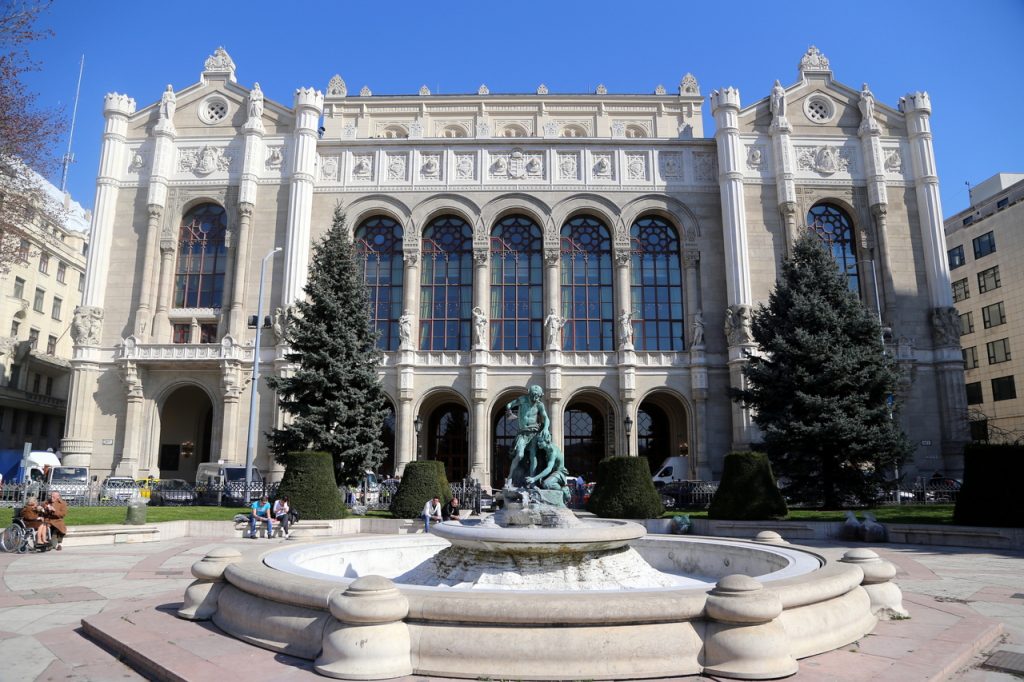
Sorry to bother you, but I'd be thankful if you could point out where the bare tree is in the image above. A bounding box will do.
[0,0,68,274]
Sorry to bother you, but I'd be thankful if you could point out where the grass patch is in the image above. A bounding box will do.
[662,505,955,525]
[0,505,240,527]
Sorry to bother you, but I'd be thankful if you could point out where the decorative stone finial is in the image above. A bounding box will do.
[203,47,236,82]
[655,84,666,95]
[710,87,741,111]
[753,530,788,544]
[478,84,490,95]
[799,45,831,74]
[679,73,699,95]
[840,549,908,619]
[536,84,548,95]
[419,84,431,96]
[595,84,608,95]
[359,85,372,97]
[900,91,931,114]
[327,74,347,97]
[103,92,137,116]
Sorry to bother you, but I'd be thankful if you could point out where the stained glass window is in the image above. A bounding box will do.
[561,216,614,350]
[174,203,227,308]
[420,215,473,351]
[356,216,404,351]
[630,216,684,351]
[807,204,860,294]
[490,215,543,351]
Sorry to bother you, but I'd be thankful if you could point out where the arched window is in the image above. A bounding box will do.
[807,203,860,294]
[174,203,227,308]
[563,403,606,481]
[561,216,614,350]
[490,215,543,351]
[420,215,473,351]
[355,216,404,351]
[630,216,684,351]
[429,403,469,482]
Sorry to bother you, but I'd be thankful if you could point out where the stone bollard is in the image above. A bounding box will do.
[316,575,412,680]
[703,574,798,679]
[176,547,242,621]
[753,530,788,545]
[840,548,908,619]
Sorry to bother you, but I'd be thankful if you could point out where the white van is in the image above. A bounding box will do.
[652,456,690,488]
[195,463,264,505]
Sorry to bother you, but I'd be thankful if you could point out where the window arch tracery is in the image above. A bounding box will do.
[807,203,860,294]
[355,215,404,351]
[630,215,684,350]
[490,215,543,351]
[560,215,614,350]
[174,203,227,308]
[420,215,473,351]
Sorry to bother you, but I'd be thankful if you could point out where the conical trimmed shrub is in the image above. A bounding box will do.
[390,461,452,519]
[275,451,347,519]
[587,456,664,519]
[708,451,787,520]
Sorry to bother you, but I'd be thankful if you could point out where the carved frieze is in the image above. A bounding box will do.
[724,304,753,346]
[177,145,231,176]
[128,151,146,173]
[320,156,340,182]
[265,146,284,171]
[694,152,718,182]
[420,153,441,180]
[659,152,683,179]
[386,153,408,181]
[746,145,766,171]
[626,153,647,181]
[455,153,476,180]
[558,152,580,181]
[931,306,961,347]
[342,122,357,139]
[592,152,614,180]
[72,306,104,347]
[883,149,902,173]
[352,154,373,180]
[489,149,543,180]
[796,145,854,175]
[475,121,491,138]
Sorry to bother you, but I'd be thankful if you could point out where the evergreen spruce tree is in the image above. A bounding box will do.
[266,206,389,486]
[732,232,912,508]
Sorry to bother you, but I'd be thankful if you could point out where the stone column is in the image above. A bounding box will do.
[712,87,756,451]
[115,360,144,477]
[152,238,177,342]
[543,250,560,322]
[62,92,136,468]
[228,204,254,338]
[769,107,798,252]
[395,395,414,477]
[282,87,324,304]
[220,361,243,464]
[902,91,967,472]
[394,251,420,477]
[858,96,894,320]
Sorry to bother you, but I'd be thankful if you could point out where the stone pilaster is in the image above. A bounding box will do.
[768,102,798,252]
[220,360,243,464]
[858,95,893,320]
[228,203,255,338]
[282,87,324,304]
[114,359,144,477]
[152,238,177,342]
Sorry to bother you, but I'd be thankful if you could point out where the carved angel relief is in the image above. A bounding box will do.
[178,146,231,176]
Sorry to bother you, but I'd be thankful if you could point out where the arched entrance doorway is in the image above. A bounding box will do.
[563,393,615,482]
[379,401,396,477]
[490,389,527,489]
[637,392,691,478]
[426,402,469,482]
[158,385,214,481]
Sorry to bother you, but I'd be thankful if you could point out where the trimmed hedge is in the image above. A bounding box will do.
[953,443,1024,527]
[708,451,787,520]
[390,460,452,519]
[275,451,348,520]
[587,456,664,519]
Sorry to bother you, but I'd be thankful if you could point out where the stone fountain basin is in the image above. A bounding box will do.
[427,517,644,554]
[208,532,878,680]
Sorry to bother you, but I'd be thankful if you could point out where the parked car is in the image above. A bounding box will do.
[101,477,141,502]
[925,477,962,502]
[149,479,197,506]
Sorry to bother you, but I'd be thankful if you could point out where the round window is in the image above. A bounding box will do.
[803,95,835,124]
[199,96,229,124]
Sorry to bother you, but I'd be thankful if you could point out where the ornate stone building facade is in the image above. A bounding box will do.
[62,46,966,485]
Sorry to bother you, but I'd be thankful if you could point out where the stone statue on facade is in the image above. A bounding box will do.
[505,385,550,488]
[724,304,752,346]
[859,83,879,132]
[769,80,786,120]
[398,309,413,350]
[271,306,297,345]
[248,82,264,121]
[619,309,634,349]
[71,306,104,347]
[159,85,176,121]
[931,307,961,347]
[472,306,488,349]
[544,307,565,350]
[691,309,705,348]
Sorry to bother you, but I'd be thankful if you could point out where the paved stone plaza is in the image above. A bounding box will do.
[0,534,1022,681]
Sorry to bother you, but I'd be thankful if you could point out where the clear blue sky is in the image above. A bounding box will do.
[22,0,1024,218]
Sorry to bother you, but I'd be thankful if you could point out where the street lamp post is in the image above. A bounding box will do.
[244,247,282,495]
[624,415,634,459]
[414,415,423,461]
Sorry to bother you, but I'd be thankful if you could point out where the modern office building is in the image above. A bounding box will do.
[945,173,1024,442]
[0,174,89,452]
[61,46,966,485]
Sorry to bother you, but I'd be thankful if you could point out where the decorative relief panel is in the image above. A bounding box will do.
[488,149,544,180]
[592,152,615,180]
[386,153,408,181]
[127,150,146,173]
[659,152,683,180]
[352,153,374,181]
[556,120,592,137]
[745,145,766,171]
[342,122,357,139]
[557,152,580,181]
[434,120,471,138]
[494,119,533,137]
[420,153,441,180]
[883,149,903,173]
[795,145,854,175]
[693,152,717,182]
[265,146,285,171]
[611,121,626,138]
[455,153,476,180]
[475,121,491,138]
[542,121,559,137]
[626,152,648,181]
[320,155,340,182]
[177,145,232,176]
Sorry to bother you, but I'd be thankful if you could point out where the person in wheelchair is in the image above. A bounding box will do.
[21,495,50,550]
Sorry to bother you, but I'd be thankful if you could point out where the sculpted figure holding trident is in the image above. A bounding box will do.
[505,385,549,487]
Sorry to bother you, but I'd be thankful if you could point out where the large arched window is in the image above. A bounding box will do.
[355,216,404,351]
[630,216,684,351]
[490,215,543,351]
[174,203,227,308]
[807,203,860,294]
[560,215,614,350]
[420,215,473,351]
